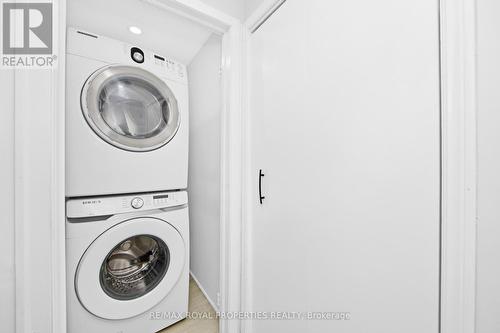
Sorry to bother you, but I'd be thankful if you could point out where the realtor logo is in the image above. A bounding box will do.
[1,2,56,68]
[2,2,52,54]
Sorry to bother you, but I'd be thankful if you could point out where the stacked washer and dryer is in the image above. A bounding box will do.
[65,28,190,333]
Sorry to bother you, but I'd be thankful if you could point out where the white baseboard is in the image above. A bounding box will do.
[190,271,219,312]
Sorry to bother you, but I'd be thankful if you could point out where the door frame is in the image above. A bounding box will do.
[242,1,479,333]
[20,0,244,332]
[14,1,67,332]
[439,0,477,332]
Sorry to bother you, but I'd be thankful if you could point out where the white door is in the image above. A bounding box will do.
[248,1,441,332]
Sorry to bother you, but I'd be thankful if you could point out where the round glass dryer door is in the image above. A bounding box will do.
[81,65,180,152]
[75,218,185,320]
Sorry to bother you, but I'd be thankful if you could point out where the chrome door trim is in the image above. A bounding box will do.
[81,65,180,152]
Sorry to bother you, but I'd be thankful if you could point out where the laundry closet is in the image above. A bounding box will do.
[2,0,450,333]
[65,0,224,332]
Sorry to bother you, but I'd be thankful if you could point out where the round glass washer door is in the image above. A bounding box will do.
[75,217,185,320]
[81,65,180,152]
[100,235,169,301]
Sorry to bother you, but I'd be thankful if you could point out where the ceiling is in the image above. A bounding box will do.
[67,0,214,64]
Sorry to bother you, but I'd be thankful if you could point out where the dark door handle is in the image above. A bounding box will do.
[259,169,265,204]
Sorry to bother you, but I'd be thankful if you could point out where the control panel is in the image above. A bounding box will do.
[126,44,187,82]
[68,28,187,84]
[66,191,188,219]
[130,197,144,209]
[152,54,186,80]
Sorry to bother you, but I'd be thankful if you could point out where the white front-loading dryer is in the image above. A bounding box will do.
[66,27,189,197]
[66,191,189,333]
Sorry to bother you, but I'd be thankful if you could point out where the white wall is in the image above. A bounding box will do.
[0,70,15,333]
[245,0,266,19]
[188,34,222,307]
[476,1,500,332]
[198,0,267,20]
[200,0,244,20]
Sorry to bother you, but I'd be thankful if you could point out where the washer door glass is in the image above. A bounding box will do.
[75,217,186,320]
[82,65,180,152]
[100,235,169,300]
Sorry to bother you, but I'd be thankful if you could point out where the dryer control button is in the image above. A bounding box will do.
[131,197,144,209]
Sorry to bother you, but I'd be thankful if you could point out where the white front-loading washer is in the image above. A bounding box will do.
[66,27,189,197]
[66,191,189,333]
